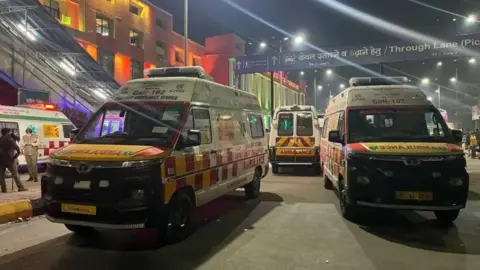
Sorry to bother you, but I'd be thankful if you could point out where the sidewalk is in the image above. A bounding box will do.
[0,174,44,224]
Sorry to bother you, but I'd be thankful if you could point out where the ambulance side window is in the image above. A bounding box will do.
[322,118,329,138]
[0,122,20,137]
[62,124,76,138]
[248,114,264,139]
[183,108,212,145]
[338,111,345,140]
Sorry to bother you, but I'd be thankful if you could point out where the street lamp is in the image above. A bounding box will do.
[259,42,267,48]
[339,84,345,89]
[294,35,304,44]
[421,77,430,84]
[317,85,323,90]
[469,58,476,64]
[326,69,333,76]
[283,37,289,41]
[437,61,442,67]
[466,14,477,24]
[450,77,457,83]
[300,71,305,76]
[427,96,433,101]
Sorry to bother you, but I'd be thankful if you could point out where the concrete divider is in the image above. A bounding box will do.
[0,198,44,225]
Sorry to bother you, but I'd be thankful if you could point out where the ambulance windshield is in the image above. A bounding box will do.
[347,107,452,143]
[74,102,187,148]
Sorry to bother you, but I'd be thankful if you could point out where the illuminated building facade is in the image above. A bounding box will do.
[38,0,305,109]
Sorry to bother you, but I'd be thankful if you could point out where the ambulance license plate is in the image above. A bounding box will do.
[61,203,97,215]
[395,191,433,201]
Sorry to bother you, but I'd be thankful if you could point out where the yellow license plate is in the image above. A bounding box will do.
[61,203,97,215]
[395,191,433,201]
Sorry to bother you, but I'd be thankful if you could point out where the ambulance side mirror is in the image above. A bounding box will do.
[185,129,202,147]
[328,130,343,144]
[451,129,462,144]
[69,128,80,139]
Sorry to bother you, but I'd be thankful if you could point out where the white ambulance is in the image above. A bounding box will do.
[268,105,322,174]
[0,104,75,170]
[42,66,269,242]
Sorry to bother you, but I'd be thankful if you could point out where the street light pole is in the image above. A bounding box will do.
[313,76,317,110]
[184,0,188,66]
[437,86,441,108]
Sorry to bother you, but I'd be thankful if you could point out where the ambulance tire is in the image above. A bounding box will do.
[339,180,359,221]
[245,169,261,199]
[162,191,194,244]
[434,210,460,225]
[65,225,94,235]
[271,164,279,174]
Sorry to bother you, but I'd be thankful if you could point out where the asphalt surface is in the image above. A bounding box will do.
[1,161,480,270]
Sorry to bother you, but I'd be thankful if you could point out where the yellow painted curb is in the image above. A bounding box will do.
[0,200,33,224]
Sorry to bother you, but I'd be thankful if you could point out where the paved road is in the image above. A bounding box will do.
[1,163,480,270]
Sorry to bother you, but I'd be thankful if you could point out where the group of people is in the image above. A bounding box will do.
[0,128,39,193]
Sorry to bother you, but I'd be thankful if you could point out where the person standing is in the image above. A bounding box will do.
[0,128,27,193]
[470,132,477,159]
[21,128,39,182]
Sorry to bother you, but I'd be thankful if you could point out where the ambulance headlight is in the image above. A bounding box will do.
[121,159,163,168]
[48,158,70,167]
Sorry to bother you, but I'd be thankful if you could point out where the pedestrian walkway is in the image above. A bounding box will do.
[0,174,42,204]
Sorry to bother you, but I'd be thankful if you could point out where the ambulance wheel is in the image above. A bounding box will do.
[65,224,94,235]
[162,191,194,244]
[339,180,358,221]
[434,210,459,225]
[271,164,279,174]
[245,170,261,199]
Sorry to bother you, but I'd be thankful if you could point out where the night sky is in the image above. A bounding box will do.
[153,0,480,112]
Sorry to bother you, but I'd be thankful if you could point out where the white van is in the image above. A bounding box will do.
[268,105,321,174]
[321,76,467,224]
[0,105,75,169]
[42,66,269,242]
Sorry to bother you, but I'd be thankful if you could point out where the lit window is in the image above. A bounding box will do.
[129,30,143,48]
[96,15,112,37]
[193,57,200,66]
[129,5,140,15]
[175,51,184,63]
[43,0,60,19]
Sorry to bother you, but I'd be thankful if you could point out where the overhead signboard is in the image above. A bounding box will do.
[235,33,480,74]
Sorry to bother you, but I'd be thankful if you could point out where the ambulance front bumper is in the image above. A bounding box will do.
[41,162,165,229]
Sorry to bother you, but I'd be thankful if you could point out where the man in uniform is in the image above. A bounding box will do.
[22,128,39,182]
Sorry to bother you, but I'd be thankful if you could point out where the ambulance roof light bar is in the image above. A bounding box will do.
[16,103,57,110]
[349,76,409,87]
[144,66,213,81]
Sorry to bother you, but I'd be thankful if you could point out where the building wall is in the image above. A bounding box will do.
[43,0,205,85]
